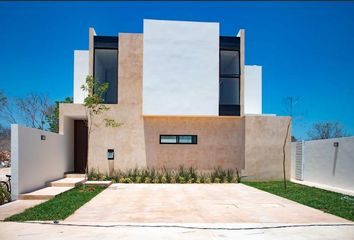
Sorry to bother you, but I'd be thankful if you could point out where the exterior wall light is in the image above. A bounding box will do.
[41,135,46,140]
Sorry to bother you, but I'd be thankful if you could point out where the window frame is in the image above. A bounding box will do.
[159,135,198,145]
[219,37,241,116]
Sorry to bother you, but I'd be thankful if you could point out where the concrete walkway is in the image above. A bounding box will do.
[65,184,349,223]
[1,221,353,240]
[0,200,45,221]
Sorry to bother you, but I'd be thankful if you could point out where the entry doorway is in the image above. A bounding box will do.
[74,120,88,173]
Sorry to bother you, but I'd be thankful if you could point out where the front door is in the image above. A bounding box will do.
[74,120,88,173]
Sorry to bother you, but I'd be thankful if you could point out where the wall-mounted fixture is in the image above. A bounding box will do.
[107,149,114,160]
[332,142,339,176]
[41,135,46,140]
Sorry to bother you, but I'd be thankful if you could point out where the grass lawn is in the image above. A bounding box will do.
[244,181,354,221]
[5,185,106,222]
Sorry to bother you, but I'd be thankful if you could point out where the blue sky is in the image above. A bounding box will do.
[0,1,353,139]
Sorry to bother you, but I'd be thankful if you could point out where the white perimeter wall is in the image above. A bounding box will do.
[244,65,262,115]
[291,137,354,192]
[143,19,219,116]
[11,122,74,199]
[74,50,89,104]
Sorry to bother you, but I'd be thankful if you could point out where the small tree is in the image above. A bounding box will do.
[307,122,348,140]
[81,75,121,177]
[46,97,73,133]
[281,96,303,191]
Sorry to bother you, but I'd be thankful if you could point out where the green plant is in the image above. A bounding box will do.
[205,177,211,184]
[214,177,221,183]
[144,177,151,183]
[135,176,142,183]
[81,75,121,179]
[153,176,160,184]
[178,176,185,184]
[119,177,125,183]
[125,178,133,183]
[0,184,11,205]
[244,181,354,222]
[161,176,167,183]
[5,185,105,221]
[170,176,176,183]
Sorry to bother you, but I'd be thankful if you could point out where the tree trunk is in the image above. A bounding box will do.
[283,118,291,191]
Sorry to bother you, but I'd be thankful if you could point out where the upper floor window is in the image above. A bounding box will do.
[94,36,118,104]
[219,36,241,116]
[220,50,240,76]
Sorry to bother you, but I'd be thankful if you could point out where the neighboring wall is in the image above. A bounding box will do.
[144,116,245,170]
[11,124,74,199]
[291,137,354,191]
[143,19,219,116]
[244,116,291,180]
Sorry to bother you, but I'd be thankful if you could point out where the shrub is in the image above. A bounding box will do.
[161,176,167,184]
[153,176,160,184]
[88,167,242,184]
[205,177,211,184]
[135,176,142,183]
[125,178,133,184]
[178,176,185,184]
[214,177,221,183]
[0,185,11,205]
[144,177,151,183]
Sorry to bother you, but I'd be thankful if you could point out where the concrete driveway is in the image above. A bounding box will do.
[65,184,349,223]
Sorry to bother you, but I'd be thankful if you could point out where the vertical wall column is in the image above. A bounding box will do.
[238,29,245,116]
[88,27,96,76]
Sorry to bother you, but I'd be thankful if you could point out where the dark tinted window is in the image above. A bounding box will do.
[220,50,239,75]
[160,135,197,144]
[219,78,240,105]
[94,49,118,104]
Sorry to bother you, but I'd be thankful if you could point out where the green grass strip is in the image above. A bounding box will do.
[5,185,106,222]
[243,181,354,221]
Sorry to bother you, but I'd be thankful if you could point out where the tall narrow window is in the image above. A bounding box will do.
[94,49,118,104]
[219,37,241,116]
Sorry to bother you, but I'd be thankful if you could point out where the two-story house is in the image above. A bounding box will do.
[59,19,291,180]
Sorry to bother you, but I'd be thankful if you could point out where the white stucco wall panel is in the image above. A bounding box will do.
[74,50,89,104]
[143,19,219,116]
[11,124,74,199]
[291,137,354,192]
[244,65,262,115]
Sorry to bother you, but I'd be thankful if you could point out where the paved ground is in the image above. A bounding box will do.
[0,200,45,220]
[1,222,353,240]
[65,184,349,223]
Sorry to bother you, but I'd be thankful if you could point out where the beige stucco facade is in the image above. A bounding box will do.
[59,32,291,180]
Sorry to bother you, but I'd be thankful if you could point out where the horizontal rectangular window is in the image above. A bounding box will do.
[160,135,197,144]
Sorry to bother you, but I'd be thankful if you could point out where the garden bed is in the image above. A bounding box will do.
[89,167,244,184]
[5,185,106,221]
[244,181,354,221]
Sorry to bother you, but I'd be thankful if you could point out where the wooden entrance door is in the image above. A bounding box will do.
[74,120,88,173]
